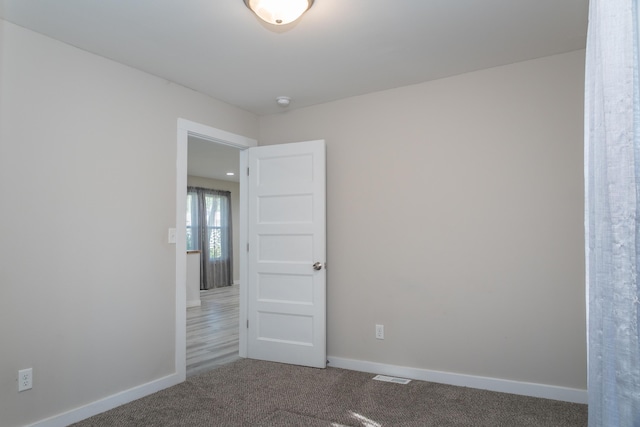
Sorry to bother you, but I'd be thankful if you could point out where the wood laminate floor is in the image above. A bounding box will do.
[186,285,240,378]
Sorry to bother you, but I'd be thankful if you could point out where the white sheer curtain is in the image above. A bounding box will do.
[585,0,640,425]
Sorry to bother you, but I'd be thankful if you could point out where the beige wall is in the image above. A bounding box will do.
[187,176,241,282]
[0,19,257,427]
[258,51,586,389]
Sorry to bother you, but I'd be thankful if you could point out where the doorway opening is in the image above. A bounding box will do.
[175,119,256,380]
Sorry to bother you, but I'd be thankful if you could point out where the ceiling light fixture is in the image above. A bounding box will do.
[243,0,314,25]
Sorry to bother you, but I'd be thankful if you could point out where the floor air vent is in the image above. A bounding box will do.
[372,375,411,384]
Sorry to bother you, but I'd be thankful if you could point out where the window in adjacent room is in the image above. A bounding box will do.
[186,187,233,289]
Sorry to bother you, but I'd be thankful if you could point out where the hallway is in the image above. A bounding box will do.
[186,285,240,377]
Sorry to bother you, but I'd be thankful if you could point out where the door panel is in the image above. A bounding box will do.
[246,140,326,368]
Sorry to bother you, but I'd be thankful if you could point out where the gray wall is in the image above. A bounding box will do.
[0,19,257,427]
[187,176,241,283]
[258,50,586,390]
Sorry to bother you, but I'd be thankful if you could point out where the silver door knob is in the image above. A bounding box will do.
[313,262,323,271]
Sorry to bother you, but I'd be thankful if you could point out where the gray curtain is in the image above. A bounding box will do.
[187,187,233,289]
[584,0,640,425]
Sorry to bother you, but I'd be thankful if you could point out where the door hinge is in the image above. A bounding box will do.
[247,167,250,176]
[247,242,249,252]
[246,319,249,328]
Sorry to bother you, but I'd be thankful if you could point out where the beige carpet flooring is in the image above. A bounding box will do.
[72,358,587,426]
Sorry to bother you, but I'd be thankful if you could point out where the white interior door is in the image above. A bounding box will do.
[246,140,326,368]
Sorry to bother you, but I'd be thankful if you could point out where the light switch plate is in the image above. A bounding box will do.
[168,228,176,244]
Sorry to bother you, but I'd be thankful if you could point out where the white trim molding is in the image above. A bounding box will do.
[327,356,587,404]
[27,373,182,427]
[186,300,202,308]
[177,118,257,148]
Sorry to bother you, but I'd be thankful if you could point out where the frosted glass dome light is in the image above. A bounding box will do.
[244,0,314,25]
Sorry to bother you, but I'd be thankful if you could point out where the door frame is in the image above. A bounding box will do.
[175,118,256,380]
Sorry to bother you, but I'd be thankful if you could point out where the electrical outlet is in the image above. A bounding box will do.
[18,368,32,392]
[375,324,384,340]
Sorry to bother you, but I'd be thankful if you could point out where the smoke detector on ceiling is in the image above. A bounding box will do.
[276,96,291,107]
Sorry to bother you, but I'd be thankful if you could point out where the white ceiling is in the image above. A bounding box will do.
[188,136,240,182]
[0,0,588,116]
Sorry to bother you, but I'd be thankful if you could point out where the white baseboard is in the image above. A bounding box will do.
[27,372,183,427]
[26,356,586,426]
[186,299,201,308]
[327,356,587,404]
